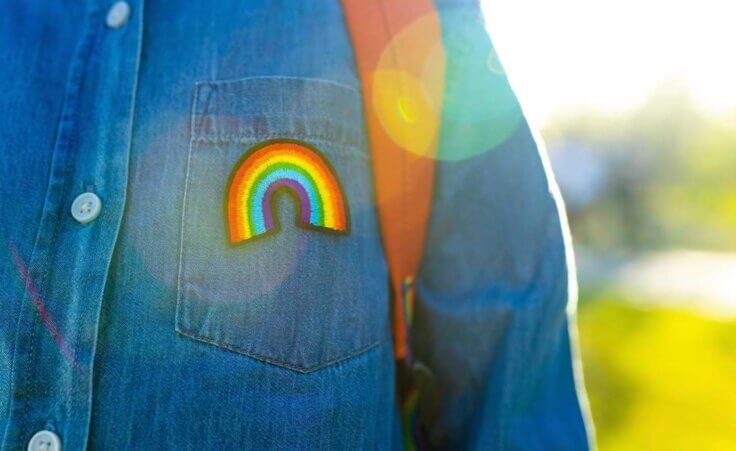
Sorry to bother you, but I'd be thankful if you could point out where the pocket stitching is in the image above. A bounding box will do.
[174,82,201,337]
[176,78,378,373]
[192,134,368,159]
[175,326,380,373]
[193,75,360,95]
[191,77,366,156]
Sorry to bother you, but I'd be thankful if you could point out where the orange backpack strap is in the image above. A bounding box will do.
[340,0,445,363]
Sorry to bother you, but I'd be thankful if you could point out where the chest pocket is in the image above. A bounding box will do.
[176,77,388,373]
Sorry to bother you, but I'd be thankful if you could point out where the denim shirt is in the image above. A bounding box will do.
[0,1,592,449]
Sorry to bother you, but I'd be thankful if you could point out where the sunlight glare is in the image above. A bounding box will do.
[482,0,736,125]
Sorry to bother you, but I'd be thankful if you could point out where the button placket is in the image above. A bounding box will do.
[2,2,144,449]
[27,430,61,451]
[106,2,131,29]
[71,192,102,224]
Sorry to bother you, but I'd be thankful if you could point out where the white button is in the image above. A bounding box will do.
[106,1,131,29]
[71,192,102,224]
[27,430,61,451]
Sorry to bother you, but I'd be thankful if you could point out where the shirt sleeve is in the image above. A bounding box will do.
[412,1,594,448]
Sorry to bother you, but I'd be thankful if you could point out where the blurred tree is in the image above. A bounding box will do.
[546,82,736,252]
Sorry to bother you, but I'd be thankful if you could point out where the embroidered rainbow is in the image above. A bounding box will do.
[226,140,349,243]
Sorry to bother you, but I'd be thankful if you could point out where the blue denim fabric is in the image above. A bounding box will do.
[0,0,592,449]
[180,77,385,372]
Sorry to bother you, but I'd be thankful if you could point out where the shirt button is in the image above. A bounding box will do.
[71,192,102,224]
[106,1,131,29]
[27,430,61,451]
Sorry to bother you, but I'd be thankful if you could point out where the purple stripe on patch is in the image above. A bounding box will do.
[262,179,312,229]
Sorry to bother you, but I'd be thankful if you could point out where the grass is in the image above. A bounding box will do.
[577,293,736,450]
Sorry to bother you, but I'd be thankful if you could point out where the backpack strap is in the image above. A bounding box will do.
[340,0,444,363]
[341,3,445,445]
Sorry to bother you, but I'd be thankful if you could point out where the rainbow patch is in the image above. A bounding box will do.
[226,140,350,243]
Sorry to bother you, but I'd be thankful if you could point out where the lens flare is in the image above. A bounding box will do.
[373,69,439,157]
[398,95,419,124]
[486,48,506,75]
[370,7,524,162]
[436,7,524,161]
[372,13,446,159]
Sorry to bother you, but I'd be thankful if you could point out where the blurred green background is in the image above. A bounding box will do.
[578,293,736,450]
[545,89,736,449]
[483,0,736,446]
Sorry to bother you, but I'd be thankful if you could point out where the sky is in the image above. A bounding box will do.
[482,0,736,125]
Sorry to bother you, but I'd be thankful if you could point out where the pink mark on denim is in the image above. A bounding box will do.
[9,242,83,370]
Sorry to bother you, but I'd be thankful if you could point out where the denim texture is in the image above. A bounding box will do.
[179,77,386,372]
[0,0,591,449]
